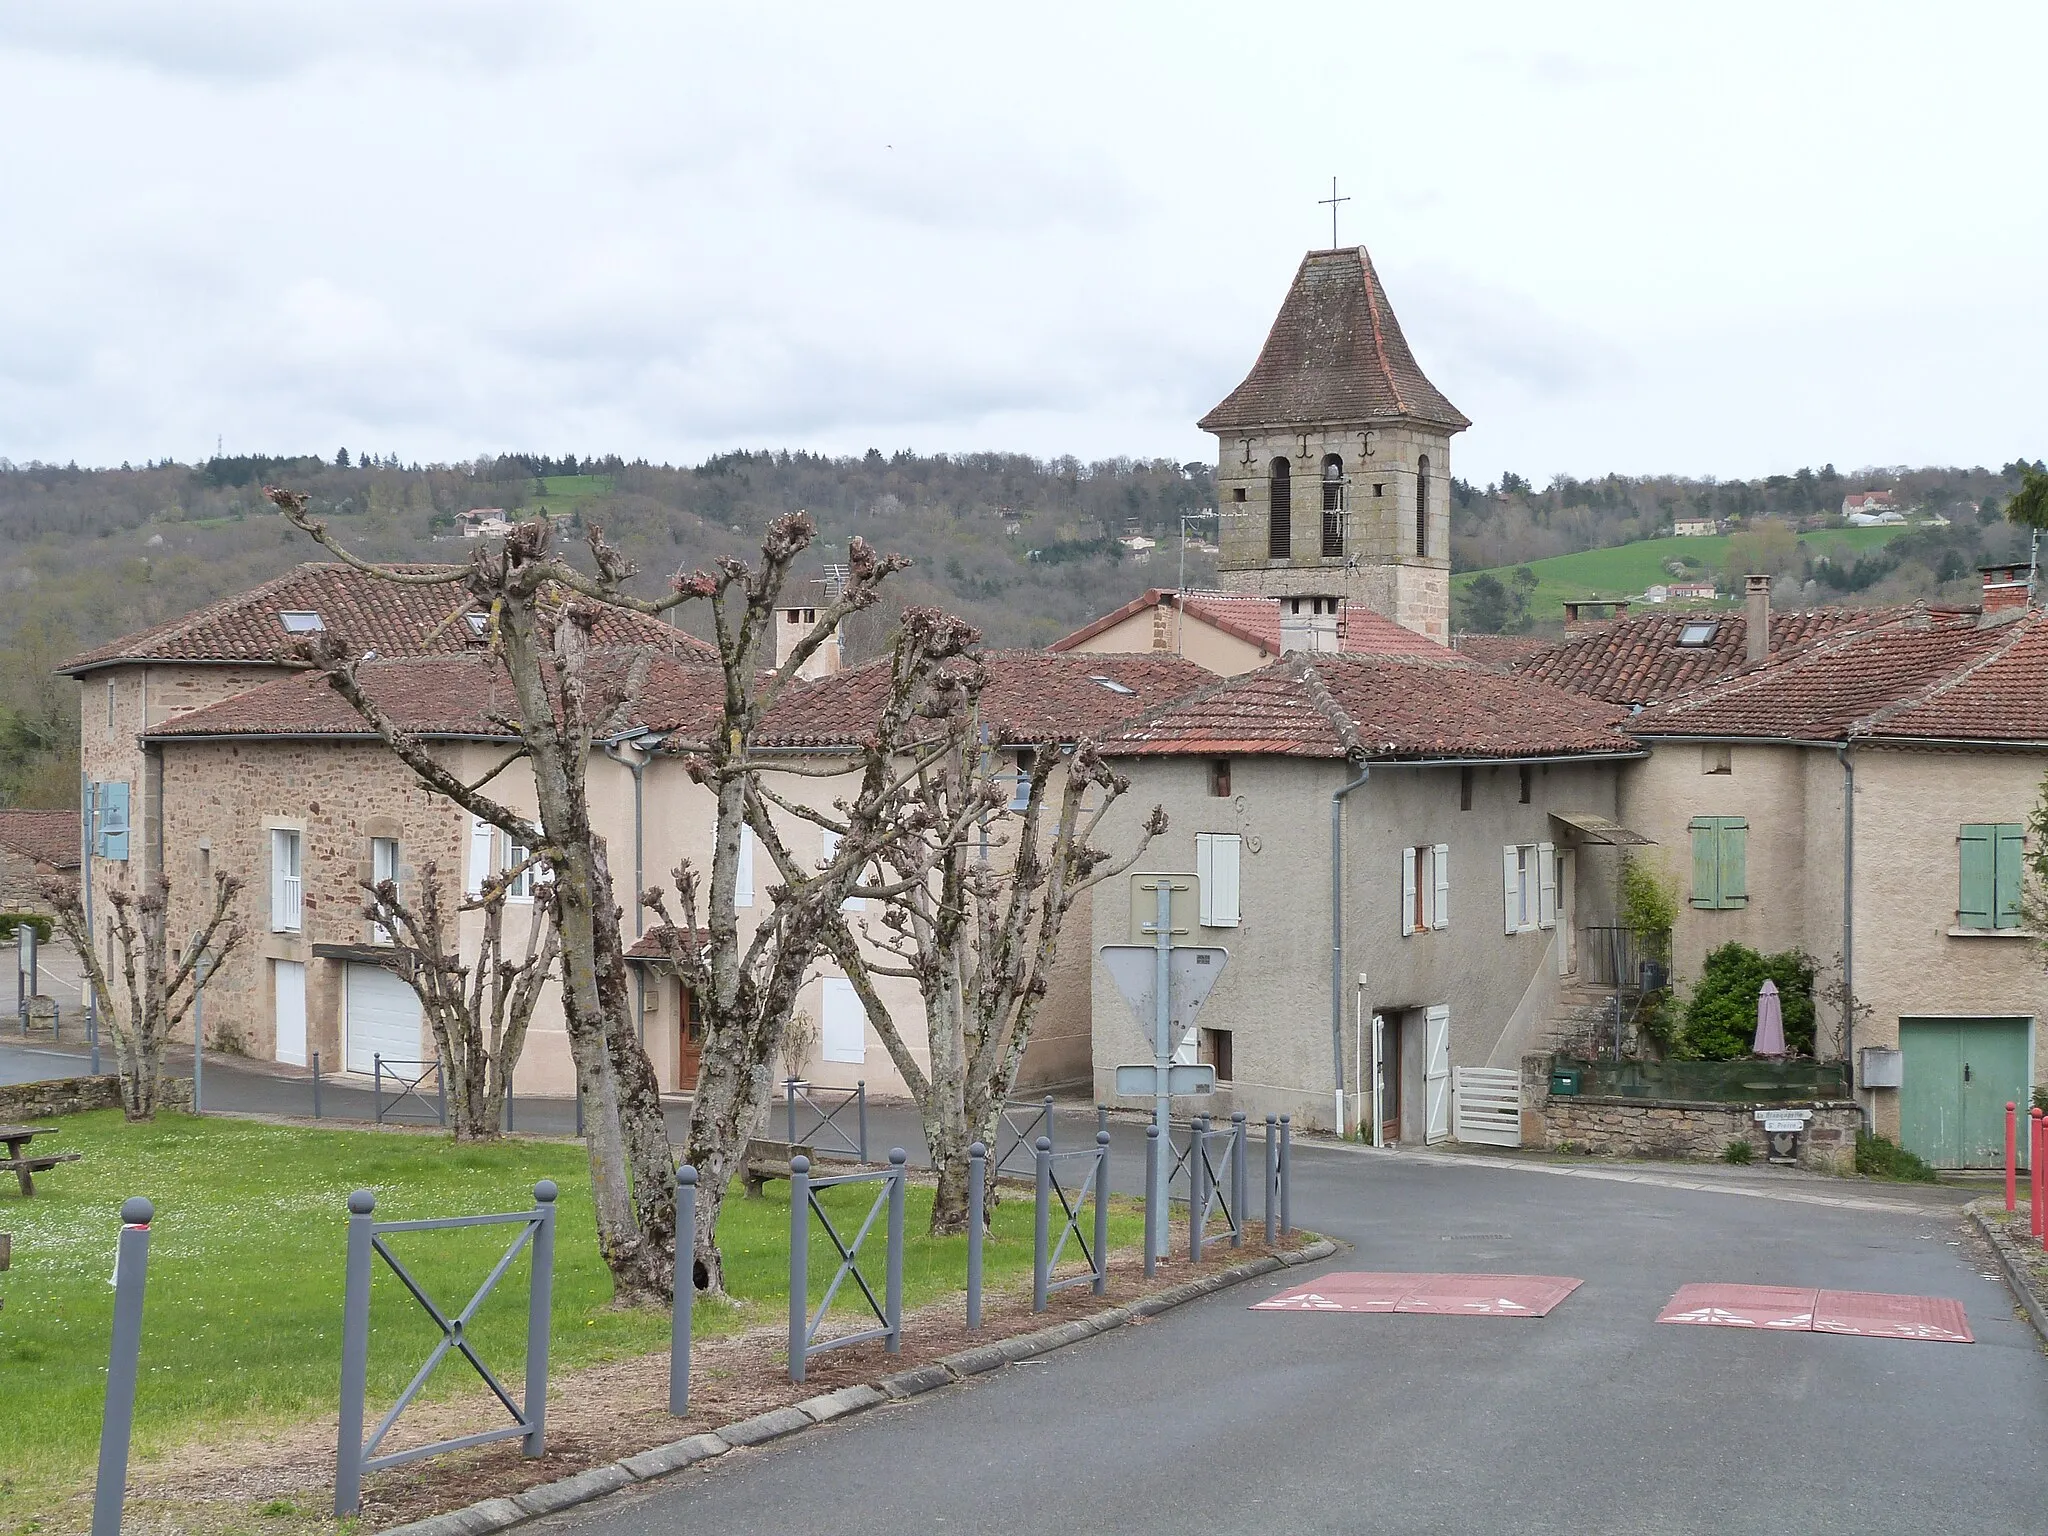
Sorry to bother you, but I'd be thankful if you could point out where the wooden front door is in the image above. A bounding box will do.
[1375,1013,1401,1146]
[676,987,703,1092]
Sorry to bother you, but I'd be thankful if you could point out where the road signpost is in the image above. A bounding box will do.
[1101,873,1228,1265]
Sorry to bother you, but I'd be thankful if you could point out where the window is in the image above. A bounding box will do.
[107,680,116,730]
[1677,621,1719,647]
[1321,454,1344,557]
[1401,844,1451,935]
[1518,764,1532,804]
[1232,487,1247,502]
[370,837,399,942]
[1415,454,1431,557]
[1199,1027,1233,1084]
[1208,758,1232,798]
[1702,744,1732,776]
[1268,458,1291,559]
[1010,748,1035,810]
[270,828,302,933]
[1958,823,2026,930]
[1502,842,1555,934]
[1088,675,1136,696]
[504,839,535,901]
[93,780,131,861]
[1196,833,1241,927]
[278,610,324,634]
[1688,817,1749,909]
[465,815,495,898]
[463,612,490,639]
[1459,766,1473,812]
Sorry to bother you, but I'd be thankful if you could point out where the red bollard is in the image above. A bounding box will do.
[2007,1102,2019,1213]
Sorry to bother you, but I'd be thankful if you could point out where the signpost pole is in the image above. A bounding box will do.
[1149,881,1172,1267]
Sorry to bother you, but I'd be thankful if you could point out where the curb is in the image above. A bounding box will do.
[1968,1204,2048,1347]
[376,1237,1336,1535]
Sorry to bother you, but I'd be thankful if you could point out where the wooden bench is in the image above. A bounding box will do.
[0,1125,80,1197]
[742,1139,813,1199]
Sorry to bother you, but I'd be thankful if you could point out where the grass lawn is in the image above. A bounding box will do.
[0,1112,1137,1508]
[1453,526,1910,620]
[516,474,614,516]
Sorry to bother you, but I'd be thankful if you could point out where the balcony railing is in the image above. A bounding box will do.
[273,875,303,933]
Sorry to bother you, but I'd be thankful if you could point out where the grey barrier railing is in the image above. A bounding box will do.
[784,1077,869,1161]
[335,1182,557,1516]
[91,1196,153,1536]
[373,1054,447,1127]
[1187,1113,1247,1262]
[1032,1132,1110,1310]
[788,1149,906,1384]
[996,1095,1055,1178]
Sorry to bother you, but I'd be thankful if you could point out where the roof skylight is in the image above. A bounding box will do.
[278,611,325,633]
[1089,675,1137,696]
[1676,621,1718,647]
[464,612,490,637]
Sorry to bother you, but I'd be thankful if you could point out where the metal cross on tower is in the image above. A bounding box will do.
[1319,176,1350,248]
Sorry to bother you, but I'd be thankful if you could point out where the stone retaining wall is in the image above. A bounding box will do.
[0,1073,194,1120]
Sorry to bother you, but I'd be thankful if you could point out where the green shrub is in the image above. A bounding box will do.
[0,912,54,945]
[1619,854,1679,951]
[2034,1087,2048,1117]
[1680,943,1816,1060]
[1722,1138,1754,1164]
[1635,988,1682,1053]
[1854,1131,1939,1182]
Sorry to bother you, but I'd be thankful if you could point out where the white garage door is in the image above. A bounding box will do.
[821,976,865,1064]
[346,963,424,1074]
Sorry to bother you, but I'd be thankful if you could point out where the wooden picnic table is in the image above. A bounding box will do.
[0,1124,81,1197]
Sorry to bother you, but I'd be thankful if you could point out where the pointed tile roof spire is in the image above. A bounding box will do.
[1200,247,1469,434]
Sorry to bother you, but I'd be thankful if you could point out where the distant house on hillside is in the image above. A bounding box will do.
[1668,580,1718,601]
[459,508,515,538]
[1842,491,1902,525]
[1644,584,1671,604]
[1672,518,1717,537]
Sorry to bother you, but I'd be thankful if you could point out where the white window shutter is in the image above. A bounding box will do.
[1433,844,1451,931]
[271,828,289,929]
[1537,841,1557,930]
[1197,834,1215,925]
[737,824,755,908]
[466,816,494,898]
[1197,833,1240,928]
[1400,846,1418,936]
[1502,846,1518,934]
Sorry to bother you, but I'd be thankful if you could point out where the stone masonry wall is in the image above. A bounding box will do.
[0,1073,193,1120]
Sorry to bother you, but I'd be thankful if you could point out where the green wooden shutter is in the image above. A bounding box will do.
[1689,819,1718,909]
[1716,818,1748,907]
[1995,823,2026,929]
[1958,824,1995,929]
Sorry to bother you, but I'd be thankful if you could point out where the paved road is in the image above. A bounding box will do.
[6,1042,2038,1531]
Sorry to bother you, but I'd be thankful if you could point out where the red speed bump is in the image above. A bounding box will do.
[1658,1283,1972,1343]
[1252,1272,1582,1317]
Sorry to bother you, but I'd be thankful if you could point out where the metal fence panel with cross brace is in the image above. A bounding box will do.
[334,1182,557,1516]
[788,1150,906,1384]
[783,1077,869,1161]
[372,1055,446,1127]
[1033,1132,1110,1310]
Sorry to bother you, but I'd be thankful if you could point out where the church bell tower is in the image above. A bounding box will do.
[1200,246,1469,646]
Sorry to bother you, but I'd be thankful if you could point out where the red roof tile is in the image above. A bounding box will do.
[1870,613,2048,742]
[1049,589,1447,662]
[0,809,80,869]
[60,562,711,673]
[1450,633,1562,670]
[1104,653,1637,761]
[1199,248,1469,433]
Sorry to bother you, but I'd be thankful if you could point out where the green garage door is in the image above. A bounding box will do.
[1899,1017,2032,1169]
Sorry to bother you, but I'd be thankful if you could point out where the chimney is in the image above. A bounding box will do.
[1563,598,1630,633]
[1744,574,1771,663]
[1279,595,1340,654]
[776,579,843,679]
[1981,564,2031,615]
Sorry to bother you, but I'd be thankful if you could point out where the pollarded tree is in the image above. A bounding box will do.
[363,858,559,1143]
[46,870,244,1121]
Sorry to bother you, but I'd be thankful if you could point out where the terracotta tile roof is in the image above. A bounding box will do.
[144,651,728,741]
[1512,607,1957,707]
[59,562,711,674]
[1450,633,1562,669]
[0,809,79,869]
[626,925,704,960]
[1103,653,1637,761]
[749,651,1214,750]
[1049,588,1448,662]
[1628,610,2027,742]
[1198,247,1469,434]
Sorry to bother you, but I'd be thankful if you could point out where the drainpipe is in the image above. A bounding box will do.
[1838,742,1862,1128]
[1330,762,1371,1136]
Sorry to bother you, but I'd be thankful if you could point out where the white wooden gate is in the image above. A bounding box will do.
[1424,1005,1451,1144]
[1453,1066,1523,1147]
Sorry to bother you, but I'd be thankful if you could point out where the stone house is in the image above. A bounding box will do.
[1088,650,1645,1139]
[0,810,80,915]
[1049,587,1449,676]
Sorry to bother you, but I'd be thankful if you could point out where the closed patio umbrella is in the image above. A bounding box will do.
[1753,979,1786,1058]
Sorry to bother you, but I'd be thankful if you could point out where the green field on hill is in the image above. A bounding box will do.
[516,473,615,515]
[1454,526,1910,622]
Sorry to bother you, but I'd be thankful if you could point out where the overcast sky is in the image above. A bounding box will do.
[2,2,2041,485]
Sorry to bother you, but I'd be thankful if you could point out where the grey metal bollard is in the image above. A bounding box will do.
[966,1141,986,1331]
[858,1081,869,1162]
[671,1165,697,1414]
[90,1009,100,1074]
[787,1155,810,1384]
[1230,1112,1247,1248]
[312,1052,322,1120]
[1279,1115,1292,1235]
[885,1148,905,1352]
[575,1087,584,1138]
[1043,1095,1054,1154]
[436,1061,448,1128]
[1092,1130,1110,1296]
[523,1180,556,1457]
[335,1189,376,1515]
[1032,1135,1053,1312]
[192,977,203,1115]
[91,1197,154,1536]
[505,1083,514,1133]
[1190,1122,1208,1263]
[1143,1123,1160,1277]
[1097,1103,1108,1137]
[1264,1114,1278,1246]
[373,1054,383,1123]
[785,1076,797,1145]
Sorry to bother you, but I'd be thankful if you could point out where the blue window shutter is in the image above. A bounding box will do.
[1995,823,2026,930]
[1958,824,1995,929]
[97,781,131,862]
